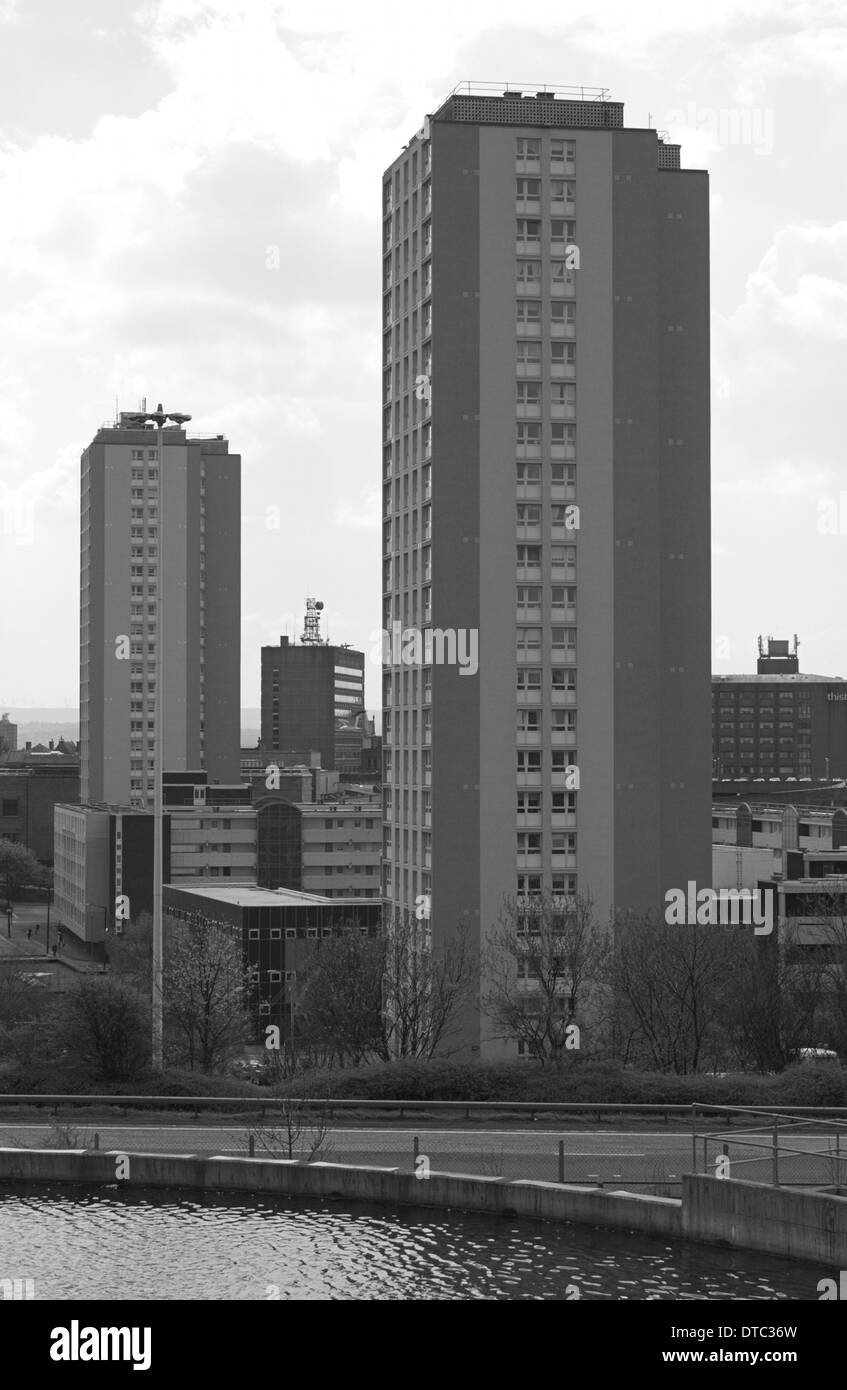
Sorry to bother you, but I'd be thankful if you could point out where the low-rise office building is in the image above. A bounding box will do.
[163,881,382,1040]
[0,764,80,863]
[256,796,382,898]
[713,638,847,780]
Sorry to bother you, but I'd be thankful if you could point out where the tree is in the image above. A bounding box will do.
[296,929,384,1066]
[0,964,50,1067]
[721,923,825,1072]
[164,916,250,1071]
[610,909,741,1074]
[56,976,149,1082]
[379,909,476,1060]
[481,892,609,1064]
[244,1084,332,1160]
[293,913,476,1063]
[0,839,47,907]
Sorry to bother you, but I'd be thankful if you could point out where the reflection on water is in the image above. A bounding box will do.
[0,1185,826,1300]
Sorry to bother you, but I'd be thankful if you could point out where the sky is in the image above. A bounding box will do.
[1,0,846,715]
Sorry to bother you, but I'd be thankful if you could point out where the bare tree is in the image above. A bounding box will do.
[244,1087,332,1161]
[379,909,476,1060]
[164,916,250,1072]
[481,892,609,1064]
[0,964,50,1067]
[56,976,149,1082]
[296,929,384,1067]
[722,921,825,1072]
[610,909,740,1075]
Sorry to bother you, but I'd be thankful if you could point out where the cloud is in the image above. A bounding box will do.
[335,490,380,529]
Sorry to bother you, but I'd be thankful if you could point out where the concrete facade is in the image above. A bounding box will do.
[80,417,240,809]
[381,90,711,1055]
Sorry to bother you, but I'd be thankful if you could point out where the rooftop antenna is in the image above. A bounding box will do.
[301,597,325,645]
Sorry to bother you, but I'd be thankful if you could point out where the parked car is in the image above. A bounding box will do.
[797,1047,839,1064]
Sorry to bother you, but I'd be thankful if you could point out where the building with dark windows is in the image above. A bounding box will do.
[381,84,711,1056]
[261,602,365,771]
[712,638,847,781]
[0,763,79,863]
[163,882,382,1041]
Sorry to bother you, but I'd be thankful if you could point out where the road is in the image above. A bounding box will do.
[0,1124,843,1188]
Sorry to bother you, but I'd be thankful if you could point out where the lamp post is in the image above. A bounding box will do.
[121,403,191,1071]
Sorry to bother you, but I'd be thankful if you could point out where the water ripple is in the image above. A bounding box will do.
[0,1186,825,1300]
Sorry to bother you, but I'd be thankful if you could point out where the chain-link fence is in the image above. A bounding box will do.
[2,1101,847,1194]
[0,1107,697,1191]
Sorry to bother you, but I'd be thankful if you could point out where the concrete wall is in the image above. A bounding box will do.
[683,1174,847,1266]
[0,1148,680,1241]
[4,1151,845,1266]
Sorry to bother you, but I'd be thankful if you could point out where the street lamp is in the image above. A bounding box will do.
[121,403,192,1071]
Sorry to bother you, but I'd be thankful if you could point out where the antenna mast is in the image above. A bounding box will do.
[301,597,325,645]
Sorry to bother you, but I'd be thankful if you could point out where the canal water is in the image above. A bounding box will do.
[0,1185,829,1300]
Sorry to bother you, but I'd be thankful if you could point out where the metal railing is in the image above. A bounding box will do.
[692,1104,847,1190]
[2,1098,847,1191]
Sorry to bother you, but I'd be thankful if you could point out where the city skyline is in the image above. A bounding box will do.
[2,1,847,711]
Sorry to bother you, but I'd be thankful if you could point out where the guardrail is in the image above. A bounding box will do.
[3,1097,847,1189]
[693,1104,847,1189]
[2,1095,847,1122]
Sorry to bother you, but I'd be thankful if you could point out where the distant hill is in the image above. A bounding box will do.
[9,711,263,749]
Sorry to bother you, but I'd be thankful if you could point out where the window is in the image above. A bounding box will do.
[270,928,281,940]
[518,833,542,853]
[517,259,541,285]
[516,300,541,326]
[517,627,542,657]
[517,751,542,772]
[551,218,576,242]
[517,422,541,449]
[516,137,541,159]
[551,179,575,204]
[517,462,541,487]
[1,799,19,817]
[516,178,541,200]
[517,668,542,691]
[552,138,575,161]
[517,545,542,566]
[248,929,260,941]
[517,218,541,248]
[517,341,541,368]
[517,505,541,530]
[517,382,542,410]
[552,668,577,693]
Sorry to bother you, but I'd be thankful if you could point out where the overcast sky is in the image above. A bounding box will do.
[1,0,846,715]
